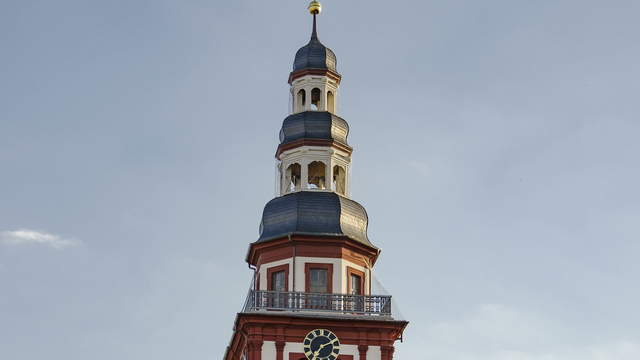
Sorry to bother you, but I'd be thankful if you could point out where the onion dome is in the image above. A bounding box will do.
[279,111,349,147]
[292,10,338,73]
[257,191,372,246]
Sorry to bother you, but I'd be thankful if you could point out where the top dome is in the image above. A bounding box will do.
[293,37,337,73]
[292,14,337,73]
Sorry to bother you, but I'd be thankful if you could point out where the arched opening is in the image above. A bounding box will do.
[285,163,301,193]
[296,89,306,112]
[311,88,321,110]
[332,165,346,195]
[307,161,326,189]
[327,91,335,113]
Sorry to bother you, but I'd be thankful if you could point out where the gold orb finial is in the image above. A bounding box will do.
[308,1,322,15]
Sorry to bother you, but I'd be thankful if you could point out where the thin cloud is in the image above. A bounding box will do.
[0,229,80,249]
[406,304,640,360]
[407,160,431,178]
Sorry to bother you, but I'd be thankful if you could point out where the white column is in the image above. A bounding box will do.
[324,160,332,190]
[301,161,309,189]
[305,86,312,111]
[297,86,304,113]
[290,88,294,114]
[281,164,288,195]
[321,84,328,111]
[345,165,350,197]
[333,87,338,114]
[278,163,284,195]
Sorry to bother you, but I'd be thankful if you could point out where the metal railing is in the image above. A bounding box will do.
[243,290,392,316]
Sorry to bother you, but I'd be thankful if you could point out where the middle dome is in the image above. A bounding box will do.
[279,111,349,147]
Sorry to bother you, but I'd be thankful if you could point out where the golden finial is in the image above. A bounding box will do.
[308,1,322,15]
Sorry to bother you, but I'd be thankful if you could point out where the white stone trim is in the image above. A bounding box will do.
[259,257,372,295]
[368,345,382,360]
[262,341,276,360]
[283,342,364,359]
[262,341,381,360]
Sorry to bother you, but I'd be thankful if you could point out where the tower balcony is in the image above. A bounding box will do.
[242,290,392,317]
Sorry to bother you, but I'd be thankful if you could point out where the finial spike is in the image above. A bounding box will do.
[308,1,321,40]
[311,13,318,40]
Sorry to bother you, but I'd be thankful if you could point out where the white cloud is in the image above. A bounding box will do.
[0,229,80,249]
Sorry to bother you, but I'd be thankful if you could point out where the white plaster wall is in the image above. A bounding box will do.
[293,256,342,293]
[367,346,382,360]
[262,341,276,360]
[337,344,359,358]
[337,258,371,295]
[260,257,372,295]
[258,258,294,291]
[284,342,304,358]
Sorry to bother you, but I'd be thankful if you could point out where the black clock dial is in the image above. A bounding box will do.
[303,329,340,360]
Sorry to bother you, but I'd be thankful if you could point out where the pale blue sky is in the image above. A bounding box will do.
[1,0,639,359]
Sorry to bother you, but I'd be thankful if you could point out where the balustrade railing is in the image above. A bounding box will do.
[243,290,392,316]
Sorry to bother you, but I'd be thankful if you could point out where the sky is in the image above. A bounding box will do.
[1,0,639,359]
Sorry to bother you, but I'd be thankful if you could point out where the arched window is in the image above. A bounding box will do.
[296,89,306,112]
[285,163,301,193]
[327,91,335,113]
[311,88,321,110]
[332,165,346,195]
[307,161,326,189]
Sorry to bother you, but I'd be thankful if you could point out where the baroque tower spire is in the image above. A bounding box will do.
[224,3,408,359]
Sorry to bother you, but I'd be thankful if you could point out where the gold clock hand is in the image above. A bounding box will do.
[312,343,328,359]
[321,339,338,348]
[312,339,337,359]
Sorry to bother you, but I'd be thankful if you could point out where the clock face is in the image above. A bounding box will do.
[303,329,340,360]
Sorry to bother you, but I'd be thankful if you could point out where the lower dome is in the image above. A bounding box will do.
[258,191,372,246]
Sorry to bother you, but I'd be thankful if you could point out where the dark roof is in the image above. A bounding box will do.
[292,15,337,73]
[257,191,372,246]
[279,111,349,146]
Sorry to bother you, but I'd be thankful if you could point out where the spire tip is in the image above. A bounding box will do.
[308,1,322,15]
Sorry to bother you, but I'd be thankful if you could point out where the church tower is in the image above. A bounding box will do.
[224,3,408,359]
